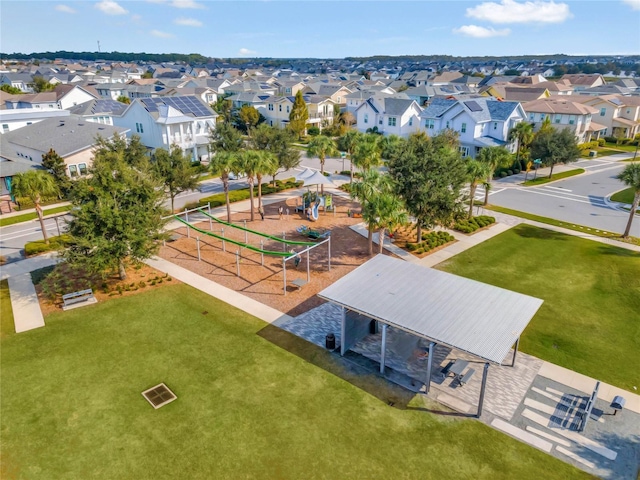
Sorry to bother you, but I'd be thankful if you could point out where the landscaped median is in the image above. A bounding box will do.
[0,205,70,228]
[522,168,584,186]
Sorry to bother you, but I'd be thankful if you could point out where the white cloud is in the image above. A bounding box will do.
[151,29,174,38]
[622,0,640,10]
[466,0,571,24]
[95,0,128,15]
[453,25,511,38]
[175,17,203,27]
[55,4,76,13]
[238,48,257,56]
[170,0,206,9]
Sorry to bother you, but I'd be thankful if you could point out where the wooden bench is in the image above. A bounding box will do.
[291,279,308,290]
[457,368,475,387]
[62,289,97,311]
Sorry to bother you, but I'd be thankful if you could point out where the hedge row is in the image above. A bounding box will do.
[183,178,303,210]
[406,231,454,254]
[24,234,73,256]
[454,215,495,234]
[578,139,606,151]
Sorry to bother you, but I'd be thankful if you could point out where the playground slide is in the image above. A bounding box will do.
[310,200,320,222]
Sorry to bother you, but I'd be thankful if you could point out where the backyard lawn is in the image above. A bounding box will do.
[0,284,588,479]
[438,224,640,392]
[0,280,14,338]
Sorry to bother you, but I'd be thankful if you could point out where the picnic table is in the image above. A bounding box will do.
[448,359,469,377]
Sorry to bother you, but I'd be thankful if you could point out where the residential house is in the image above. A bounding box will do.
[572,95,640,138]
[304,83,353,106]
[355,97,422,137]
[0,73,35,93]
[522,98,602,143]
[113,96,217,162]
[54,84,100,110]
[1,115,128,180]
[559,74,605,92]
[69,99,129,126]
[0,107,70,134]
[419,97,526,158]
[262,94,336,130]
[3,92,59,110]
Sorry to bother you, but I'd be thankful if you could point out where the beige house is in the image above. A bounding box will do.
[262,94,336,130]
[522,98,603,143]
[573,94,640,139]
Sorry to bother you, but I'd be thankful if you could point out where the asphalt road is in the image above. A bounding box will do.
[487,154,639,237]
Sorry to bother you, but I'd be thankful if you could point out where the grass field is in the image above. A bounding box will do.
[611,187,635,205]
[0,280,14,339]
[523,168,584,186]
[0,284,588,479]
[438,225,640,391]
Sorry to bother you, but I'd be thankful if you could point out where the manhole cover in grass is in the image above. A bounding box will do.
[142,383,177,409]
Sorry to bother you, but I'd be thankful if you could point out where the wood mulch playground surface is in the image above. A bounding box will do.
[159,194,395,316]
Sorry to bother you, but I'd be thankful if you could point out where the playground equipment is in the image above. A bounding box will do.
[165,204,331,295]
[296,192,334,221]
[296,225,331,240]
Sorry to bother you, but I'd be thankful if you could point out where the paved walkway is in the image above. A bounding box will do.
[0,253,59,333]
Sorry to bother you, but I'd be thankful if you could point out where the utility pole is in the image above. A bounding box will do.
[97,41,101,53]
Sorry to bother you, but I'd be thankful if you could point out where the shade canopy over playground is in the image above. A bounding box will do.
[301,170,334,187]
[294,168,315,181]
[318,255,543,365]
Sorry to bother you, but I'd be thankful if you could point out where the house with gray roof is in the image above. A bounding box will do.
[420,97,525,158]
[0,73,36,93]
[355,97,422,137]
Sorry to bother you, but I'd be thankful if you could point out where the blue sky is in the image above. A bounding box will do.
[1,1,639,58]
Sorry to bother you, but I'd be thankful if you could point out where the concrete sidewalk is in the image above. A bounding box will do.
[8,273,45,333]
[0,252,60,281]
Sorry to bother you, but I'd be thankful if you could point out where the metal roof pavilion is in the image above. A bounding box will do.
[318,255,543,365]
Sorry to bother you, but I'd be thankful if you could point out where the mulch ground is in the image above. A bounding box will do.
[159,195,395,316]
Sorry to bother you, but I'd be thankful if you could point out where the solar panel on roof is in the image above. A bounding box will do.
[610,98,622,105]
[464,100,483,112]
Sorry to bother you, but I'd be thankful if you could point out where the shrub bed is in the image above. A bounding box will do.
[454,215,496,234]
[405,231,454,254]
[184,178,303,210]
[24,234,74,256]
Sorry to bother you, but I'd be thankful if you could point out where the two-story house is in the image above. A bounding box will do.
[113,96,217,162]
[419,97,526,158]
[573,94,640,139]
[355,97,422,137]
[262,94,336,130]
[522,98,602,143]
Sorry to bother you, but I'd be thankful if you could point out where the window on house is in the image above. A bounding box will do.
[69,165,78,178]
[459,146,469,157]
[286,105,290,113]
[286,88,291,93]
[388,117,396,127]
[569,115,576,125]
[409,118,413,126]
[554,114,561,124]
[529,113,535,121]
[627,108,631,114]
[493,122,498,130]
[78,163,88,175]
[268,104,273,111]
[379,119,383,125]
[2,124,8,132]
[279,105,282,112]
[540,114,546,121]
[446,120,450,129]
[461,123,467,133]
[135,122,143,133]
[600,108,606,116]
[26,122,32,126]
[364,114,368,124]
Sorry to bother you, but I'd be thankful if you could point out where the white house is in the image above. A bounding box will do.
[113,96,217,162]
[419,97,526,158]
[355,97,422,137]
[54,84,100,110]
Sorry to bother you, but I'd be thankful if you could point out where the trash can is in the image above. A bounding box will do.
[325,333,336,350]
[611,395,626,415]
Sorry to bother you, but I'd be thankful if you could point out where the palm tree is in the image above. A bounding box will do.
[616,162,640,238]
[508,122,534,168]
[306,135,338,194]
[370,191,408,254]
[209,151,238,222]
[337,130,362,183]
[466,160,492,218]
[236,150,265,222]
[351,134,382,174]
[254,151,277,209]
[12,170,60,244]
[476,146,512,205]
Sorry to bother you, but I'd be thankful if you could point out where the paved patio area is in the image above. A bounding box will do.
[277,302,542,421]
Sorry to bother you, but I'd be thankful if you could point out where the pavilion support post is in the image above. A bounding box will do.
[425,342,436,394]
[477,363,490,418]
[380,324,388,374]
[511,337,520,367]
[340,307,346,356]
[328,235,331,271]
[196,236,201,261]
[306,248,310,282]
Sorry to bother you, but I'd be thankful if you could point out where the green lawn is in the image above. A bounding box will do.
[0,280,14,338]
[438,225,640,391]
[603,142,639,153]
[0,205,70,227]
[0,284,588,479]
[611,187,635,205]
[522,168,584,186]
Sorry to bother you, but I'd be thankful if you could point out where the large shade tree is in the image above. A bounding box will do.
[63,137,166,280]
[530,127,581,178]
[288,90,308,140]
[11,170,59,244]
[41,148,71,198]
[388,132,467,242]
[306,135,338,193]
[251,124,301,186]
[152,145,200,212]
[616,162,640,238]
